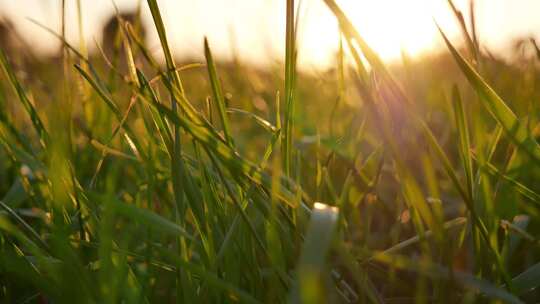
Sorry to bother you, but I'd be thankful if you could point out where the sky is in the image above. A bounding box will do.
[1,0,540,69]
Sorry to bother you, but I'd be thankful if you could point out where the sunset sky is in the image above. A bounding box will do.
[1,0,540,68]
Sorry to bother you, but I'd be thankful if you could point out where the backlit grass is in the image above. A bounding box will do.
[0,0,539,303]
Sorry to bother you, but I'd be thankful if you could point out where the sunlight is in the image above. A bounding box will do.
[301,0,462,64]
[3,0,538,67]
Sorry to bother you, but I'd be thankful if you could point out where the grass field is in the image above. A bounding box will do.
[1,0,540,303]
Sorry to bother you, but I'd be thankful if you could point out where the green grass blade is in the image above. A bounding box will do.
[420,121,475,214]
[438,26,540,164]
[446,0,478,61]
[204,38,233,146]
[0,201,49,251]
[148,101,304,207]
[146,0,184,95]
[283,0,297,178]
[0,49,48,147]
[473,154,540,205]
[144,10,188,299]
[227,108,278,133]
[420,120,514,290]
[452,86,474,200]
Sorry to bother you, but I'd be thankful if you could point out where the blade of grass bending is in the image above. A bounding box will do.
[204,38,233,146]
[438,25,540,164]
[90,139,138,161]
[289,202,339,303]
[227,108,278,133]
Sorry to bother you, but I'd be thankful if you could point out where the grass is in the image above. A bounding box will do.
[0,0,540,303]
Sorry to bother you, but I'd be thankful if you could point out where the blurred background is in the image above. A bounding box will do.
[1,0,540,69]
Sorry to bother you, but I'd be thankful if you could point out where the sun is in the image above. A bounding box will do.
[300,0,455,66]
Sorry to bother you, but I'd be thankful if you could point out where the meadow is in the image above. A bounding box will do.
[0,0,539,303]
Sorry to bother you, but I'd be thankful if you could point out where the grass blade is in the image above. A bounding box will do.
[438,25,540,164]
[283,0,297,178]
[452,86,474,200]
[204,38,233,146]
[0,49,48,147]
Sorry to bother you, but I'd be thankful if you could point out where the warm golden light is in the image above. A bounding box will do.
[300,0,460,64]
[3,0,540,67]
[313,202,338,212]
[313,202,328,210]
[344,0,441,59]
